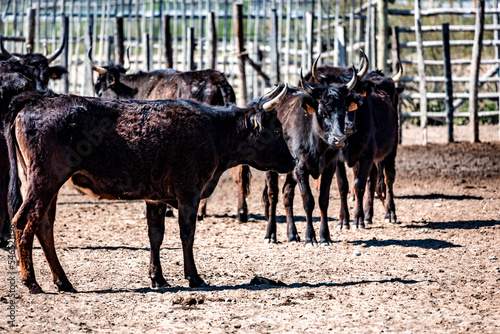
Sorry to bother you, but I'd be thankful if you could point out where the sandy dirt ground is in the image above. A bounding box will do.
[1,124,499,333]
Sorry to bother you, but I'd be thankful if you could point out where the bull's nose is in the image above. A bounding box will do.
[344,127,355,136]
[329,136,346,148]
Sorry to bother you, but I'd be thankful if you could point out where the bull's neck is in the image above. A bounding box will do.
[110,82,138,99]
[213,108,255,170]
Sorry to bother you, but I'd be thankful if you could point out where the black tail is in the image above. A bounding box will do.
[375,162,386,206]
[3,114,23,220]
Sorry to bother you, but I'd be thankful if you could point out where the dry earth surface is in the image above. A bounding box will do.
[1,124,499,333]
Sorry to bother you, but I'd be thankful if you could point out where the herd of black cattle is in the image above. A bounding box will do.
[0,31,403,293]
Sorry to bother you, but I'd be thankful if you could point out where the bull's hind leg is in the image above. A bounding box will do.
[14,182,63,293]
[352,159,373,229]
[146,201,169,288]
[264,171,279,243]
[295,168,318,246]
[165,204,175,218]
[231,165,250,223]
[363,165,378,225]
[383,153,397,224]
[35,194,74,292]
[336,161,351,230]
[318,164,335,245]
[177,194,206,288]
[283,172,300,243]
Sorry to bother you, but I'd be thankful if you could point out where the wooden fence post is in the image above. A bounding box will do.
[26,8,36,53]
[494,0,500,140]
[207,11,217,70]
[164,14,173,69]
[391,26,403,144]
[415,0,428,145]
[144,33,151,72]
[188,27,195,71]
[234,3,247,106]
[270,8,280,85]
[442,23,454,143]
[377,0,389,74]
[84,15,94,97]
[306,11,314,69]
[115,16,124,66]
[62,15,69,94]
[469,0,485,143]
[348,0,355,65]
[334,2,340,66]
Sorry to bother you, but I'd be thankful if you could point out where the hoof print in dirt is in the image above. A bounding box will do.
[250,276,286,287]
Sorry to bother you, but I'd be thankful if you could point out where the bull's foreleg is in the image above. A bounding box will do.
[352,158,373,229]
[35,194,74,292]
[283,172,300,242]
[318,164,335,245]
[296,168,317,246]
[336,161,351,230]
[363,165,378,225]
[230,165,250,223]
[146,201,168,288]
[264,171,279,243]
[177,195,207,288]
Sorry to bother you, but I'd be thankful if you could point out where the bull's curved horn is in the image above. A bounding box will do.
[87,47,108,75]
[46,27,67,63]
[263,83,289,111]
[311,54,326,83]
[392,59,403,83]
[300,68,314,95]
[358,49,369,79]
[0,35,17,60]
[123,46,131,71]
[43,43,48,56]
[345,64,358,91]
[262,84,282,100]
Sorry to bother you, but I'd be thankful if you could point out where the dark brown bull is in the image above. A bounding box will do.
[0,59,37,248]
[309,58,404,229]
[0,33,67,90]
[263,63,358,245]
[89,51,250,222]
[5,84,295,293]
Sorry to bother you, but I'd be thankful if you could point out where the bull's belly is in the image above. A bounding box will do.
[68,173,175,201]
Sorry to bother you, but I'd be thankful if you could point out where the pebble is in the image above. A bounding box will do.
[489,256,498,260]
[353,251,362,257]
[434,203,443,207]
[417,228,428,233]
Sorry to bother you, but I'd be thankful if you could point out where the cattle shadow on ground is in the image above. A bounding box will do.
[397,193,483,201]
[406,219,499,230]
[79,277,425,294]
[210,213,335,223]
[348,238,460,250]
[62,246,181,251]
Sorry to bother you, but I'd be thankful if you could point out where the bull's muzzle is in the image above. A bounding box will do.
[329,136,346,148]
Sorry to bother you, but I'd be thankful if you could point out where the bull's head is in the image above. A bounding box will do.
[300,61,358,148]
[0,30,67,91]
[241,83,295,173]
[88,47,130,97]
[0,59,37,101]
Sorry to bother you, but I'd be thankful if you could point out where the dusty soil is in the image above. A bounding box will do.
[1,124,499,333]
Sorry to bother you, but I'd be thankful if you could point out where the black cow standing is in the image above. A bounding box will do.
[89,50,250,222]
[308,59,404,229]
[0,32,67,247]
[3,80,296,293]
[263,64,358,245]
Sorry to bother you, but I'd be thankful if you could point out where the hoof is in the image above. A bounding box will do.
[364,219,373,225]
[55,280,75,292]
[0,238,9,248]
[165,210,175,218]
[188,277,208,288]
[320,241,333,246]
[237,211,248,223]
[264,237,277,244]
[305,242,318,248]
[197,214,204,222]
[151,276,168,288]
[24,281,44,294]
[288,234,300,243]
[337,223,350,230]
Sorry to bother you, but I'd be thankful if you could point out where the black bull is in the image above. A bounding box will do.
[4,85,297,293]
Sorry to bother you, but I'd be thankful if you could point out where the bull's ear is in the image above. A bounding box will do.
[396,86,405,94]
[48,66,68,79]
[301,100,318,115]
[348,101,359,112]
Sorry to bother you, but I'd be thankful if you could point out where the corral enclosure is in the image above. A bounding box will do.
[0,1,499,333]
[1,0,500,142]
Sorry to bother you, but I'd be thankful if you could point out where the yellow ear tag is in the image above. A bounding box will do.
[360,90,367,97]
[398,93,402,98]
[349,102,358,112]
[50,73,58,79]
[254,117,259,128]
[305,104,316,114]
